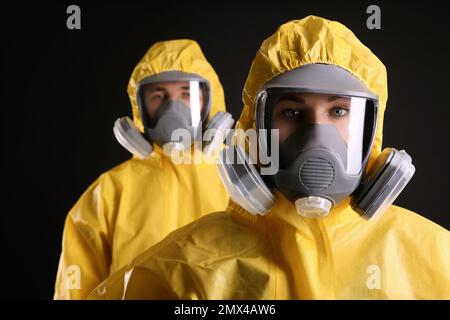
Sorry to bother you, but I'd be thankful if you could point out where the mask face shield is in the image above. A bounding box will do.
[135,71,211,150]
[259,90,377,175]
[254,64,379,218]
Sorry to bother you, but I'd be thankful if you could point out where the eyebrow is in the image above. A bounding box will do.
[151,85,190,92]
[327,95,349,102]
[151,87,167,92]
[279,95,305,104]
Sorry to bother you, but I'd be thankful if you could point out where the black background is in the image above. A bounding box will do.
[2,1,449,299]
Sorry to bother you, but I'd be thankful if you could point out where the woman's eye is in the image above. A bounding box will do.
[330,107,349,117]
[181,92,190,98]
[281,108,302,120]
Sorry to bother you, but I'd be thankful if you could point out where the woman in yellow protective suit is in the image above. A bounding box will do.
[54,39,231,299]
[88,17,450,299]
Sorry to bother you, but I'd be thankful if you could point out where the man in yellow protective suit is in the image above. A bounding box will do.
[54,39,231,299]
[88,17,450,299]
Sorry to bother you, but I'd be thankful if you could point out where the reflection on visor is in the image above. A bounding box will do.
[189,81,201,128]
[347,97,366,174]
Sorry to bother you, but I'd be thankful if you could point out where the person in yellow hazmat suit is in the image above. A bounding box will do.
[87,17,450,300]
[54,39,234,299]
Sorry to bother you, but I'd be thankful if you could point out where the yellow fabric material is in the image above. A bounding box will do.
[54,39,230,299]
[87,17,450,300]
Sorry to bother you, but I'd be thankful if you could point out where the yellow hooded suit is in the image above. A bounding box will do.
[54,39,230,299]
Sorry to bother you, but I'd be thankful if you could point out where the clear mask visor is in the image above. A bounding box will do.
[262,91,377,175]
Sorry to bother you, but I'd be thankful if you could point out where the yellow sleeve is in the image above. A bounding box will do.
[54,176,114,300]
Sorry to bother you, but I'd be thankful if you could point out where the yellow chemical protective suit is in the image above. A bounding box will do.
[87,17,450,300]
[54,39,230,299]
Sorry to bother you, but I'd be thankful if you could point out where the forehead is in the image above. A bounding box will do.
[144,81,190,92]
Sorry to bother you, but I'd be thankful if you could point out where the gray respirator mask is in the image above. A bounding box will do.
[113,71,234,159]
[145,99,199,152]
[217,64,415,220]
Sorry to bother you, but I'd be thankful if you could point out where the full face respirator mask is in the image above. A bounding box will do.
[113,71,234,160]
[217,64,415,220]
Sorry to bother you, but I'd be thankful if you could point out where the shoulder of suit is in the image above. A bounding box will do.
[378,205,450,246]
